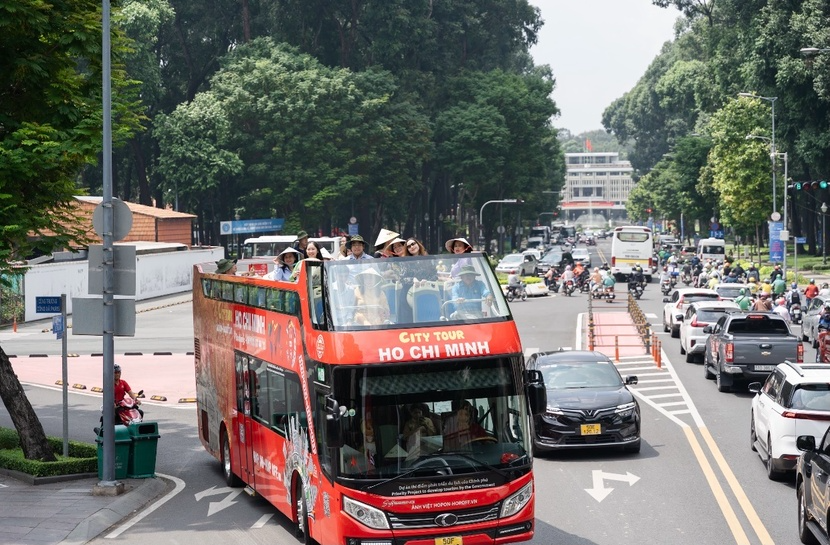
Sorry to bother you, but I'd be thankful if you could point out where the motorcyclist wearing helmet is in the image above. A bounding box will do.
[734,288,752,311]
[772,298,791,322]
[805,279,820,305]
[753,292,772,311]
[632,265,645,285]
[114,364,141,408]
[560,264,575,290]
[819,303,830,331]
[820,282,830,298]
[787,282,802,310]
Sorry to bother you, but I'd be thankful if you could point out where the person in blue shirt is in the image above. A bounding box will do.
[451,265,492,315]
[263,247,301,282]
[346,235,373,260]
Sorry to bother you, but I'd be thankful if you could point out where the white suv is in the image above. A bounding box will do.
[679,301,739,363]
[749,362,830,480]
[662,288,720,338]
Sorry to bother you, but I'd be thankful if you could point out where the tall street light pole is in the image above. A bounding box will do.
[739,93,778,215]
[823,203,828,265]
[479,199,521,252]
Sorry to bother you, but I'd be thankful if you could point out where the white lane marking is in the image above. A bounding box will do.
[633,386,680,392]
[645,313,657,318]
[252,514,274,528]
[585,470,640,503]
[106,473,185,538]
[636,378,675,384]
[658,401,688,407]
[648,393,684,399]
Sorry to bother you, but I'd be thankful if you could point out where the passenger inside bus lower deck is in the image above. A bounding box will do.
[332,358,531,478]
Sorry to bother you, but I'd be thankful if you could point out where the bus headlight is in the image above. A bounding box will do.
[500,481,533,518]
[343,496,390,530]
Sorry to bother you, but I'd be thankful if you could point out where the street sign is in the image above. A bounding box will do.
[769,221,784,263]
[88,244,136,296]
[52,315,64,340]
[71,297,136,336]
[36,296,62,313]
[796,237,807,244]
[92,198,133,241]
[219,218,285,235]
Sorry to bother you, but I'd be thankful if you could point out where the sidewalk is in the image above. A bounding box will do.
[0,474,167,545]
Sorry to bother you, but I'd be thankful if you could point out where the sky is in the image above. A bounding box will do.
[527,0,680,135]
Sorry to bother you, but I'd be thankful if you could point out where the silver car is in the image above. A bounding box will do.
[495,253,538,276]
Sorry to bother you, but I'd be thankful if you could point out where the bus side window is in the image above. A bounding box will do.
[268,369,287,433]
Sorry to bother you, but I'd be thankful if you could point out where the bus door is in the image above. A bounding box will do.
[235,354,257,488]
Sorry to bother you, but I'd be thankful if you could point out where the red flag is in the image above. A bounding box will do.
[585,139,593,152]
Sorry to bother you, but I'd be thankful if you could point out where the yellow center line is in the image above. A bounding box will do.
[699,426,775,545]
[682,426,750,545]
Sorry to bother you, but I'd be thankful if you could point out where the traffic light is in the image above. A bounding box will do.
[790,181,828,191]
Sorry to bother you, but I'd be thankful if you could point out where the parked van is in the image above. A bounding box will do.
[697,237,725,263]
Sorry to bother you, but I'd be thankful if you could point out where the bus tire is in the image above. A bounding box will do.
[220,427,242,487]
[294,477,316,545]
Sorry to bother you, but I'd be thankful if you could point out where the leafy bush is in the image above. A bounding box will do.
[0,427,97,477]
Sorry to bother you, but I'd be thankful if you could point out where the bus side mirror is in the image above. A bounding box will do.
[325,395,344,448]
[524,370,547,416]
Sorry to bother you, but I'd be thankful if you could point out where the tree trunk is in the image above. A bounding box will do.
[0,347,57,461]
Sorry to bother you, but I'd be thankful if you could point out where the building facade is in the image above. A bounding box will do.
[560,152,634,227]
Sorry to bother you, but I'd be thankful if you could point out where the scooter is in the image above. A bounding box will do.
[95,390,145,433]
[604,286,616,302]
[628,280,644,300]
[661,279,672,296]
[790,303,802,325]
[506,282,528,302]
[563,280,576,297]
[681,272,692,286]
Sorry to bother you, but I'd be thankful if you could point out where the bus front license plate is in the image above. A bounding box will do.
[581,424,601,435]
[436,537,462,545]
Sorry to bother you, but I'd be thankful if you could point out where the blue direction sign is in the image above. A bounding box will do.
[219,218,285,235]
[36,296,62,313]
[796,237,807,244]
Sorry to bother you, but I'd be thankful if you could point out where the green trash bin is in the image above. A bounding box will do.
[96,425,131,480]
[126,422,160,478]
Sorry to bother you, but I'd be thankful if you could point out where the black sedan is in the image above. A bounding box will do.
[526,350,641,453]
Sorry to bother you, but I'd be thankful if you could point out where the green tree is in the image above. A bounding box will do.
[0,0,140,461]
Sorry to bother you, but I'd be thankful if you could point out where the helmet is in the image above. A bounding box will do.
[810,279,816,284]
[778,298,786,306]
[792,283,798,289]
[739,288,746,295]
[114,364,121,373]
[760,292,768,298]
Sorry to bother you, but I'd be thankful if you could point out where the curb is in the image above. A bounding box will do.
[62,477,169,545]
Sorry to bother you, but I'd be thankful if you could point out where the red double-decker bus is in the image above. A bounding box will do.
[193,253,546,545]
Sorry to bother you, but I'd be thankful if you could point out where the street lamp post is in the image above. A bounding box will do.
[823,202,828,265]
[778,152,789,280]
[739,93,778,214]
[479,199,521,252]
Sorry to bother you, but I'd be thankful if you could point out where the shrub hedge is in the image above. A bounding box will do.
[0,427,96,477]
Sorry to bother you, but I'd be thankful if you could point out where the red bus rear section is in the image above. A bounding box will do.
[193,254,545,544]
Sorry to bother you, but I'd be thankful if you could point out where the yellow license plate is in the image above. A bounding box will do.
[435,538,462,545]
[581,424,601,435]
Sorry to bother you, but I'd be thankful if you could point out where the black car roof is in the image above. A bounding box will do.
[531,350,613,364]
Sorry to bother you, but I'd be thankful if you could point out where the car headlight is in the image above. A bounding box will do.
[615,402,636,418]
[343,496,390,530]
[546,405,564,415]
[500,481,533,518]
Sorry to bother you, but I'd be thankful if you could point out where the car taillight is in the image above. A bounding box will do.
[725,343,734,363]
[797,343,804,363]
[611,257,616,266]
[691,319,708,328]
[782,411,830,421]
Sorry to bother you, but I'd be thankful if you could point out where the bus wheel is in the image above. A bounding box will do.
[220,428,242,487]
[295,479,315,545]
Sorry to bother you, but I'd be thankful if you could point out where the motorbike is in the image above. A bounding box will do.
[96,390,145,433]
[628,280,644,300]
[604,286,616,302]
[563,280,576,297]
[506,282,528,302]
[660,279,672,296]
[790,303,802,325]
[681,272,692,286]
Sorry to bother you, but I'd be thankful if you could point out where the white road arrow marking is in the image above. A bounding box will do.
[195,485,243,516]
[584,470,640,502]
